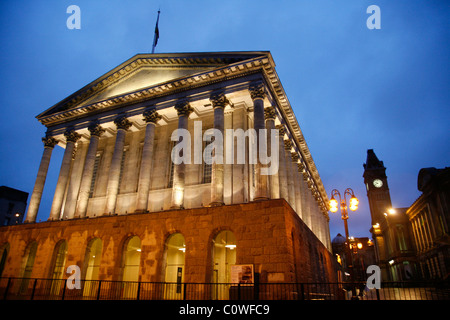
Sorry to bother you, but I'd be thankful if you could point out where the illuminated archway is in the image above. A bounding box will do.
[83,238,102,297]
[212,230,236,299]
[121,236,141,299]
[163,233,185,299]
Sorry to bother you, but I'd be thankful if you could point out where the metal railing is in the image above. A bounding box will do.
[1,277,449,300]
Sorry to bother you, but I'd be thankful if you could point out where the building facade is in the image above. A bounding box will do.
[363,149,450,281]
[406,167,450,280]
[363,149,416,281]
[0,186,28,226]
[0,52,336,295]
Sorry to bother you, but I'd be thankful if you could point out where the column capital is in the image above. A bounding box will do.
[210,92,229,109]
[284,139,292,151]
[64,129,81,143]
[143,107,162,123]
[249,82,266,101]
[275,124,285,136]
[174,100,194,117]
[114,116,132,131]
[42,136,58,148]
[88,123,105,137]
[291,152,299,163]
[264,106,276,120]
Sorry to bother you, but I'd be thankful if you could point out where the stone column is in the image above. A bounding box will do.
[209,92,227,206]
[104,116,132,215]
[25,136,58,223]
[74,123,105,218]
[290,152,303,218]
[49,129,80,220]
[276,125,289,201]
[284,140,295,208]
[297,161,311,226]
[249,82,269,200]
[265,106,279,199]
[135,107,161,213]
[171,101,193,209]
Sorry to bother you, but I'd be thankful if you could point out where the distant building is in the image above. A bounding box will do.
[406,167,450,280]
[332,233,376,281]
[0,186,28,226]
[363,149,450,281]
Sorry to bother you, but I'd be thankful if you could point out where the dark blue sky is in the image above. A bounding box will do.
[0,1,448,239]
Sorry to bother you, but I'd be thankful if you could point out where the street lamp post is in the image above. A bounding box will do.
[329,188,359,298]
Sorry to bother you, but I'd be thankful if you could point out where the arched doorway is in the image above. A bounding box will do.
[212,230,236,299]
[19,241,38,294]
[50,240,68,296]
[163,233,185,299]
[83,238,102,297]
[121,236,141,299]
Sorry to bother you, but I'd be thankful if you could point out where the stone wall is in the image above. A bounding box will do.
[0,199,337,283]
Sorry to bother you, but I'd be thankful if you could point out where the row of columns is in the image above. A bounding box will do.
[24,82,326,227]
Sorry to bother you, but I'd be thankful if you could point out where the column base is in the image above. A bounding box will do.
[209,201,224,207]
[170,205,184,210]
[134,209,149,214]
[253,197,270,201]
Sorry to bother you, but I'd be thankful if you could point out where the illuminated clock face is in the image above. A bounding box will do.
[373,179,383,188]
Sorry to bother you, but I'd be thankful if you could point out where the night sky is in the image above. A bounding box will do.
[0,1,448,240]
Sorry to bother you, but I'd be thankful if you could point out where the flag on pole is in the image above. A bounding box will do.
[152,10,161,54]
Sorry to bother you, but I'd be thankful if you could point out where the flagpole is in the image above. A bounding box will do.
[151,9,161,54]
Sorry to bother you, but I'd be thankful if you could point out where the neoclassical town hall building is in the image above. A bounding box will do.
[0,52,336,298]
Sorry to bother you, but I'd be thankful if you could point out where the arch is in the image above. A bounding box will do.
[49,240,68,296]
[163,232,186,299]
[0,243,10,277]
[19,241,38,293]
[82,238,102,297]
[121,235,141,299]
[212,230,236,299]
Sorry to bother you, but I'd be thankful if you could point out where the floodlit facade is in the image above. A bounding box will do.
[0,52,336,296]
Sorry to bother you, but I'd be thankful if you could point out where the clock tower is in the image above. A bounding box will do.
[363,149,393,225]
[363,149,393,280]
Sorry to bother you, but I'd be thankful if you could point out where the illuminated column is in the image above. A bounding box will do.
[249,82,269,200]
[284,140,295,207]
[49,129,80,220]
[290,152,303,218]
[265,106,279,199]
[297,161,311,226]
[74,123,105,218]
[25,136,58,223]
[136,107,161,213]
[209,93,227,206]
[276,125,289,201]
[171,101,193,209]
[104,116,132,215]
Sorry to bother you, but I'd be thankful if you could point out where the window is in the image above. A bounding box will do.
[118,146,129,193]
[164,233,186,299]
[19,242,38,294]
[89,152,102,198]
[202,132,213,184]
[83,238,102,297]
[50,240,68,296]
[168,141,175,188]
[212,230,236,299]
[121,236,141,299]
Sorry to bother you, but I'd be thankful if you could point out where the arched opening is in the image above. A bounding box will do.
[163,233,185,299]
[212,230,236,299]
[83,238,102,297]
[121,236,141,299]
[50,240,68,296]
[0,243,10,278]
[19,241,38,294]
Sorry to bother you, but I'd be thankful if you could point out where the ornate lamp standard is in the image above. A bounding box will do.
[329,188,359,298]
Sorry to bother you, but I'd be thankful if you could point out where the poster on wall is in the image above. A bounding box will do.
[230,264,254,285]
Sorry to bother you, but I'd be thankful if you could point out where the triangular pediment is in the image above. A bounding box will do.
[37,52,270,119]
